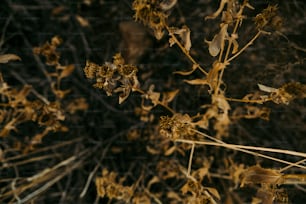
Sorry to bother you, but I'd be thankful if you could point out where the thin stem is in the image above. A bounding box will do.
[227,31,263,63]
[280,159,306,173]
[225,96,272,104]
[133,87,175,114]
[157,101,175,114]
[187,142,195,177]
[215,5,245,94]
[164,24,208,75]
[175,138,306,169]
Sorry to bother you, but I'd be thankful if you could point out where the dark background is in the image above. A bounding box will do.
[0,0,305,203]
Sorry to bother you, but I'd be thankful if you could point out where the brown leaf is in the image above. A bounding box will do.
[205,0,229,20]
[204,187,221,200]
[231,34,239,54]
[174,64,198,76]
[59,64,75,79]
[51,6,67,16]
[167,191,182,201]
[258,84,277,93]
[162,89,179,105]
[146,146,160,155]
[0,118,18,137]
[0,54,21,64]
[255,188,274,204]
[75,15,90,27]
[171,26,192,52]
[164,145,176,156]
[240,166,283,187]
[184,78,209,86]
[147,176,160,189]
[66,98,88,114]
[146,85,160,106]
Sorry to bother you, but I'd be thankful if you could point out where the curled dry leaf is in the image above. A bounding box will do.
[147,176,160,189]
[205,0,228,20]
[206,24,228,57]
[185,61,226,93]
[174,64,198,76]
[161,89,179,106]
[169,25,192,52]
[230,33,239,54]
[146,145,160,155]
[0,54,21,64]
[146,84,161,107]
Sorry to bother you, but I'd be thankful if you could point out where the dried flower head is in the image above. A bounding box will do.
[133,0,168,39]
[84,53,140,103]
[95,169,133,202]
[271,82,306,105]
[159,113,194,140]
[33,36,62,66]
[255,5,282,30]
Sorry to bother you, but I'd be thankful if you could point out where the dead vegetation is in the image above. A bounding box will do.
[0,0,306,203]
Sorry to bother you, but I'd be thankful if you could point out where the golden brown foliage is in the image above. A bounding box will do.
[82,1,306,203]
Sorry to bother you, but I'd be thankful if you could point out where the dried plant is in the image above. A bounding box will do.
[83,0,306,203]
[1,0,305,203]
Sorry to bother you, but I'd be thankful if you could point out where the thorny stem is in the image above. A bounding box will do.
[164,24,208,75]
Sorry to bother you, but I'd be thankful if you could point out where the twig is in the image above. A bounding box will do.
[187,142,195,177]
[10,70,50,105]
[227,30,265,63]
[164,24,208,75]
[80,164,100,198]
